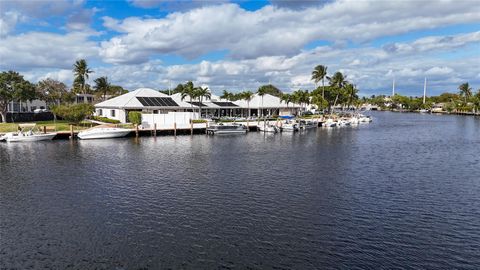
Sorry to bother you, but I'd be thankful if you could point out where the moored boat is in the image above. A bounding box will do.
[258,124,279,133]
[77,125,131,140]
[0,124,57,142]
[207,123,247,135]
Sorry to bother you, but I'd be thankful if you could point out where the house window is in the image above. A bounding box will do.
[87,97,93,103]
[111,110,115,117]
[153,110,158,114]
[97,109,103,116]
[77,96,84,103]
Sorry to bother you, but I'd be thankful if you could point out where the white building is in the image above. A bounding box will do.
[94,87,302,123]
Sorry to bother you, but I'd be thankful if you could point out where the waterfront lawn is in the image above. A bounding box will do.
[0,120,93,133]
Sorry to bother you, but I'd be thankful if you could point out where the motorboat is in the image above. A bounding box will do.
[281,121,299,132]
[358,114,372,123]
[298,120,317,129]
[324,118,337,128]
[419,109,430,114]
[338,119,351,127]
[77,125,131,140]
[206,123,247,135]
[0,124,57,142]
[258,124,279,133]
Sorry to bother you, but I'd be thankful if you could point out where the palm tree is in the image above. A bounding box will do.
[73,59,93,94]
[242,91,254,118]
[195,86,211,118]
[220,90,230,100]
[312,65,327,99]
[280,93,292,108]
[344,83,359,109]
[180,81,196,112]
[257,87,268,117]
[328,71,348,110]
[93,76,110,101]
[458,82,472,104]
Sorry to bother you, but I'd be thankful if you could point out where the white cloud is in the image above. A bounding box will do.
[0,31,99,69]
[99,1,480,64]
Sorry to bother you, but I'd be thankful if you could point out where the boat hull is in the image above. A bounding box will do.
[78,129,131,140]
[4,133,57,142]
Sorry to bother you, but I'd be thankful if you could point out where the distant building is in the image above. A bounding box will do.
[7,100,47,113]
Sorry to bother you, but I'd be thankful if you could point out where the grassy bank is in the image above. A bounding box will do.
[0,120,93,133]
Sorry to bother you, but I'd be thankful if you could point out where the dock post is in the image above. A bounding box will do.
[174,122,177,137]
[246,119,249,132]
[190,121,193,135]
[43,126,46,134]
[153,123,157,137]
[205,122,208,134]
[69,124,74,139]
[135,124,139,137]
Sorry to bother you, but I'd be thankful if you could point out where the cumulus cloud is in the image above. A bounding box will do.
[0,31,99,70]
[99,1,480,64]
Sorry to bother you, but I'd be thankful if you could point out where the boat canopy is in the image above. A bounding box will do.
[279,115,295,119]
[18,124,36,128]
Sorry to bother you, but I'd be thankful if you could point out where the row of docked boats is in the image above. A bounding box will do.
[0,124,132,142]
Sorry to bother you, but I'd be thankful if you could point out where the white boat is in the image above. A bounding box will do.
[349,116,360,125]
[281,121,299,132]
[77,125,131,140]
[298,120,317,129]
[207,123,247,135]
[258,124,279,133]
[324,118,337,128]
[338,119,351,127]
[419,109,430,114]
[0,124,57,142]
[358,114,372,123]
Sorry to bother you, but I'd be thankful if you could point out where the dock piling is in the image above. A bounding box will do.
[153,123,157,136]
[190,122,193,135]
[174,122,177,137]
[135,124,139,137]
[69,125,73,139]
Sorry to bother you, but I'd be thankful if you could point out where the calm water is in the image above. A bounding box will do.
[1,112,479,269]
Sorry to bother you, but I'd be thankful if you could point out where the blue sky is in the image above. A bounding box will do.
[1,0,479,96]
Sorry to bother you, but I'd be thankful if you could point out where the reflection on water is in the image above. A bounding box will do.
[1,112,479,269]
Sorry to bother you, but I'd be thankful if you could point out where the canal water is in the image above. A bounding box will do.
[1,112,479,269]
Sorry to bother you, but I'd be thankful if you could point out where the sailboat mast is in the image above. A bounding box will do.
[392,79,395,96]
[423,77,427,104]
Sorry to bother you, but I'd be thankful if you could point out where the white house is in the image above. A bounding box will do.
[94,87,303,123]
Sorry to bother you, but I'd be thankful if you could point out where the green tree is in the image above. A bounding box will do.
[311,65,327,99]
[458,82,472,104]
[310,90,328,112]
[51,103,94,124]
[180,81,196,112]
[128,111,142,125]
[257,86,268,117]
[344,83,359,109]
[36,78,68,107]
[0,71,36,123]
[73,59,94,94]
[280,93,292,107]
[241,91,254,118]
[93,76,110,101]
[194,86,211,117]
[257,84,283,97]
[328,71,348,110]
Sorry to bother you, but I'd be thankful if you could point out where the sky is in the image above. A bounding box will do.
[0,0,479,97]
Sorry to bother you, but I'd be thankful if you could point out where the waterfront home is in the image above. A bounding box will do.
[95,88,302,123]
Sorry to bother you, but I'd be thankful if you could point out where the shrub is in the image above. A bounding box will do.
[128,111,142,125]
[192,119,207,123]
[51,103,94,124]
[93,116,120,124]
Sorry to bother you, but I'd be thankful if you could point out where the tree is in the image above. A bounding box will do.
[180,81,196,112]
[220,90,233,101]
[109,85,128,97]
[280,93,292,108]
[257,86,268,117]
[458,82,472,104]
[310,90,328,112]
[0,71,36,123]
[36,78,68,107]
[73,59,94,94]
[241,91,254,118]
[311,65,327,99]
[328,71,348,110]
[344,83,359,109]
[93,76,110,101]
[256,84,283,97]
[51,103,94,124]
[128,111,142,125]
[194,86,211,117]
